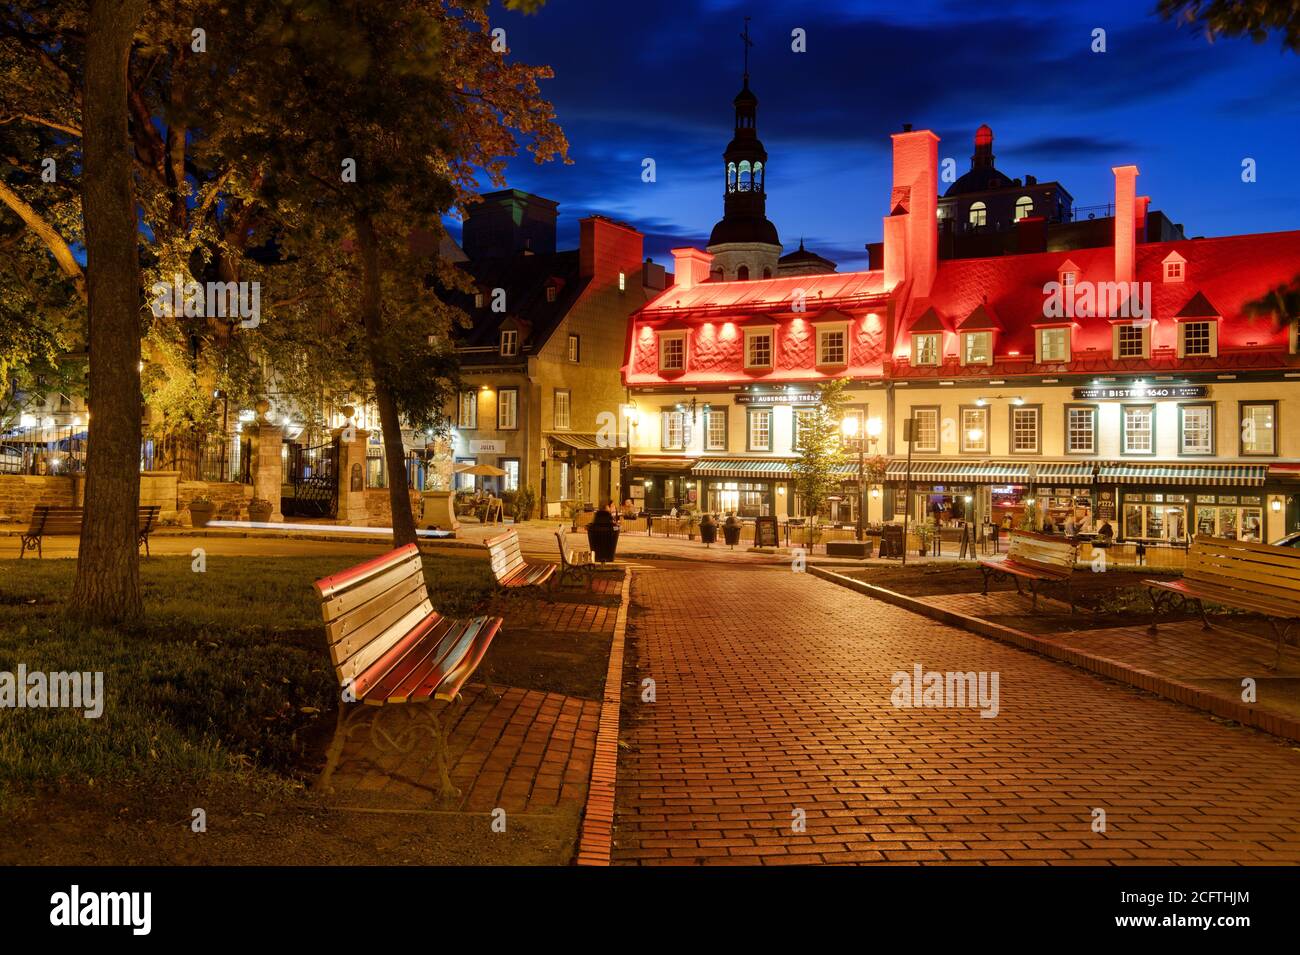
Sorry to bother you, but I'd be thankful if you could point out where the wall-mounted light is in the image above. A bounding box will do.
[866,417,882,439]
[777,485,787,495]
[1272,499,1283,513]
[870,487,880,500]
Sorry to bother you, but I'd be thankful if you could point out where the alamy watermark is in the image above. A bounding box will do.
[890,663,999,718]
[149,277,261,328]
[1042,280,1150,322]
[0,665,104,718]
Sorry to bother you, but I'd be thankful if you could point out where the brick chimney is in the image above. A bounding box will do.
[1135,195,1150,244]
[671,248,714,291]
[1112,165,1138,285]
[579,215,643,281]
[883,128,939,297]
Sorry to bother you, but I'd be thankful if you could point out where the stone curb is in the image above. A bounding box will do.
[808,565,1300,745]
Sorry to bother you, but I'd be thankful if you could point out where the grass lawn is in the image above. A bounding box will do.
[0,550,609,865]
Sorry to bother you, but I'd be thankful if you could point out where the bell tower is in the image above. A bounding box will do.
[707,19,781,281]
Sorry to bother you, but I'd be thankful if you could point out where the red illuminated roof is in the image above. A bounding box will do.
[641,269,887,316]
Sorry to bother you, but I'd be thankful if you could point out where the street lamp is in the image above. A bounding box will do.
[841,415,864,541]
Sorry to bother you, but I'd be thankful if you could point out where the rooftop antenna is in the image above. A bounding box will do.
[740,16,753,83]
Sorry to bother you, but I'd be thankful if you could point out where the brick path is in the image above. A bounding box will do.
[613,563,1300,865]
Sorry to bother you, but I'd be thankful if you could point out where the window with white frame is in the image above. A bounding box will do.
[747,409,772,451]
[457,390,478,429]
[1014,196,1033,220]
[1061,270,1076,288]
[969,201,987,226]
[793,408,817,451]
[1180,321,1213,357]
[553,389,571,430]
[745,329,773,369]
[545,285,558,303]
[817,326,847,366]
[1037,326,1069,363]
[962,331,992,366]
[841,408,866,451]
[705,409,727,451]
[661,410,684,450]
[1066,406,1096,454]
[1180,404,1213,455]
[1164,259,1184,282]
[1122,405,1154,454]
[910,408,939,453]
[1116,323,1147,359]
[1240,402,1276,455]
[960,407,988,453]
[658,332,685,371]
[912,333,940,366]
[501,459,520,491]
[567,333,580,363]
[1011,406,1040,453]
[497,388,518,430]
[499,329,518,357]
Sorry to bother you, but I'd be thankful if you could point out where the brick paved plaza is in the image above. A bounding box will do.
[612,563,1300,865]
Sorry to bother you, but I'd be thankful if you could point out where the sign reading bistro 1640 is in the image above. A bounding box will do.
[1071,384,1209,401]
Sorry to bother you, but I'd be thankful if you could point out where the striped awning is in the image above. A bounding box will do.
[625,456,694,472]
[885,460,1031,483]
[692,458,797,479]
[546,432,625,456]
[1099,464,1268,487]
[1032,463,1099,480]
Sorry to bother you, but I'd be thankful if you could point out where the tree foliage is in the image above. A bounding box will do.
[1158,0,1300,51]
[791,378,850,521]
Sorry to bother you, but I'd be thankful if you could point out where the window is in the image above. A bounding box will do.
[497,388,518,430]
[658,332,685,371]
[1014,196,1033,221]
[912,333,940,366]
[1240,401,1277,456]
[1122,405,1155,455]
[500,458,520,492]
[962,331,992,366]
[705,409,728,451]
[618,272,626,292]
[747,409,771,452]
[553,389,571,430]
[1037,327,1069,363]
[1179,404,1214,455]
[1115,323,1147,359]
[474,292,485,309]
[817,326,847,366]
[546,285,558,303]
[1061,270,1076,288]
[499,329,518,357]
[457,390,478,430]
[909,408,939,453]
[1164,259,1184,282]
[793,408,817,451]
[968,201,987,227]
[1011,406,1041,454]
[960,406,988,453]
[661,410,685,450]
[737,265,750,281]
[1066,405,1097,455]
[745,329,773,369]
[840,408,866,451]
[1180,321,1214,358]
[567,333,580,363]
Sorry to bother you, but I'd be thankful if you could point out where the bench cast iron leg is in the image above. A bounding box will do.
[979,566,990,596]
[1196,599,1212,631]
[1147,587,1159,635]
[431,697,463,802]
[1269,621,1291,671]
[316,703,376,794]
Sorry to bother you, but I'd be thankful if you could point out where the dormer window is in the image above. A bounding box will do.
[744,327,774,370]
[1058,259,1080,290]
[816,322,850,367]
[1036,326,1070,363]
[1113,322,1149,360]
[961,331,992,366]
[658,331,686,372]
[499,329,518,357]
[1162,251,1186,283]
[912,333,940,366]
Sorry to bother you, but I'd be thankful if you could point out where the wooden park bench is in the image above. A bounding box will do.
[1146,536,1300,669]
[19,504,161,559]
[485,529,556,595]
[978,530,1079,612]
[554,525,621,591]
[313,543,502,798]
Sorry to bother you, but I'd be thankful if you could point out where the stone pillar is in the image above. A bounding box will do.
[253,423,284,522]
[333,426,369,526]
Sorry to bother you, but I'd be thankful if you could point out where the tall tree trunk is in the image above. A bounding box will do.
[354,209,418,548]
[68,0,148,624]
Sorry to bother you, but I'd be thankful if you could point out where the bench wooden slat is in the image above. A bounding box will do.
[485,529,556,594]
[361,612,459,703]
[410,616,500,703]
[326,573,431,669]
[1187,549,1300,586]
[1151,578,1300,617]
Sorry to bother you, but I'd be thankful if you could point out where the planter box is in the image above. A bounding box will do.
[826,540,872,558]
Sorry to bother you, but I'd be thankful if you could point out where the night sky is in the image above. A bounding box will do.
[450,0,1300,271]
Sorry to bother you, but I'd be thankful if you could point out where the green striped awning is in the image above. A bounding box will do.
[1033,463,1099,480]
[884,460,1031,483]
[692,458,794,479]
[1099,464,1268,487]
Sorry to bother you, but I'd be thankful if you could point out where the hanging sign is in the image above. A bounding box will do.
[1072,385,1207,400]
[736,392,819,405]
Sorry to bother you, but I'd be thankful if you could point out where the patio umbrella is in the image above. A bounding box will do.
[456,463,507,477]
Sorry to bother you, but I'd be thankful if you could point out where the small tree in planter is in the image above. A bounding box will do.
[682,508,699,540]
[248,498,273,523]
[512,485,538,523]
[791,378,850,548]
[188,495,216,528]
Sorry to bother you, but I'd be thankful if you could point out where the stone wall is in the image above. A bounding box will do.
[365,487,422,527]
[177,481,252,526]
[0,475,76,524]
[139,470,181,522]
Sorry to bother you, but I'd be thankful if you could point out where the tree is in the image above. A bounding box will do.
[791,378,850,523]
[68,0,149,623]
[1243,275,1300,330]
[1157,1,1300,51]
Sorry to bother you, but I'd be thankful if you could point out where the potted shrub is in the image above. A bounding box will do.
[248,497,273,523]
[723,512,742,548]
[188,495,216,528]
[682,510,699,540]
[915,523,933,557]
[699,512,717,546]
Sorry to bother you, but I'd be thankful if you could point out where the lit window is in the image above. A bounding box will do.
[618,272,626,292]
[1180,405,1213,455]
[1061,271,1076,288]
[1123,405,1154,454]
[793,408,816,451]
[1240,402,1276,455]
[501,459,520,491]
[1038,327,1068,363]
[659,333,685,371]
[1165,260,1184,282]
[962,331,991,366]
[745,330,773,369]
[474,292,485,309]
[500,329,518,357]
[554,389,571,430]
[1011,406,1040,453]
[497,389,518,430]
[961,407,988,453]
[1014,196,1033,220]
[748,409,771,451]
[1067,406,1096,454]
[969,201,987,227]
[546,285,558,303]
[1182,321,1212,357]
[457,390,477,429]
[910,408,939,453]
[705,409,727,451]
[661,411,685,450]
[912,333,940,366]
[567,333,580,363]
[1116,324,1146,358]
[818,327,847,366]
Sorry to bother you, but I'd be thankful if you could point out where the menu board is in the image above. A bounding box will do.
[754,515,779,548]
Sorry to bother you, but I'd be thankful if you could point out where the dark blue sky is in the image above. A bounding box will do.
[450,0,1300,271]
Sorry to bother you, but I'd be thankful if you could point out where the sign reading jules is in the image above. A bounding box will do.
[1071,384,1208,401]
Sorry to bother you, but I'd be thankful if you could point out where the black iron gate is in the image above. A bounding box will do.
[283,440,338,518]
